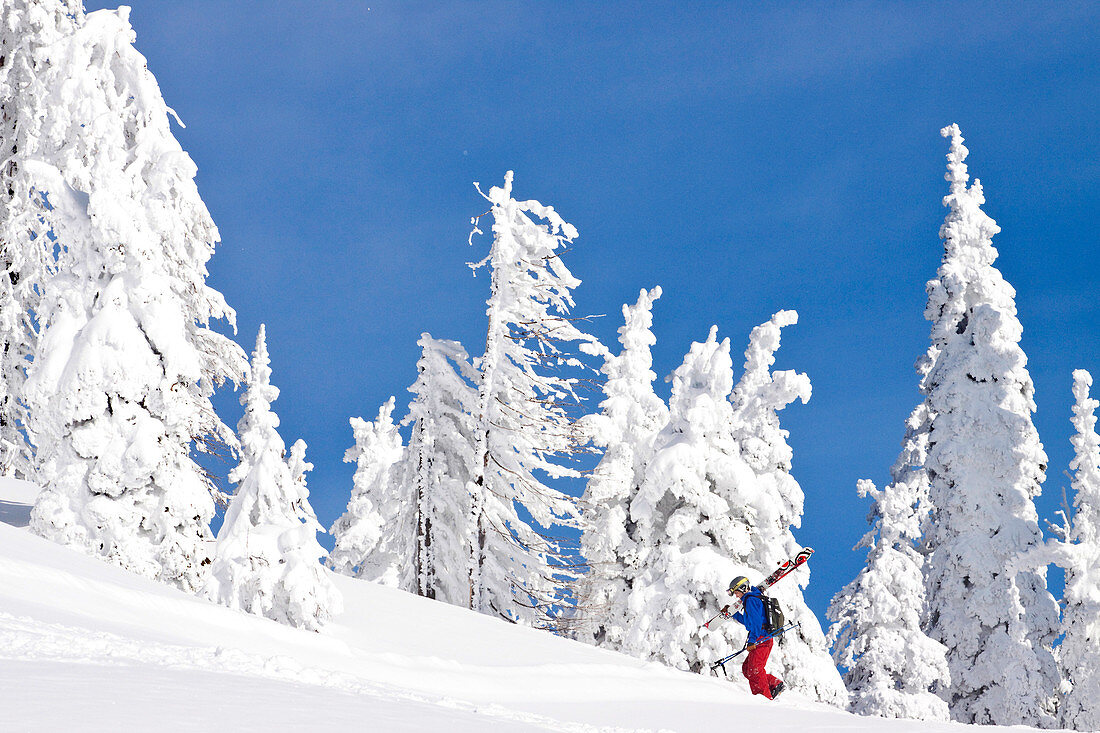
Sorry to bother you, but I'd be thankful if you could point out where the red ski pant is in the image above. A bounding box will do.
[742,638,782,699]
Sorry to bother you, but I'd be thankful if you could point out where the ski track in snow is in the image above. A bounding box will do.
[0,611,646,733]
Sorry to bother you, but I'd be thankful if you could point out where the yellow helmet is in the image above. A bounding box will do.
[728,576,750,596]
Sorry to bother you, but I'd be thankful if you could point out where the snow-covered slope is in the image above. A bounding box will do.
[0,478,1011,732]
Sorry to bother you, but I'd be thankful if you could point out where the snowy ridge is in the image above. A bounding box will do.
[1,479,1010,731]
[0,611,621,733]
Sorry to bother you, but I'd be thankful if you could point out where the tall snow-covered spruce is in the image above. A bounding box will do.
[918,124,1059,726]
[620,314,842,705]
[401,334,479,605]
[0,0,83,477]
[728,311,846,705]
[1055,370,1100,731]
[327,397,409,588]
[827,477,950,720]
[577,287,668,647]
[622,327,749,672]
[24,7,246,592]
[328,335,479,607]
[210,326,341,631]
[465,171,598,624]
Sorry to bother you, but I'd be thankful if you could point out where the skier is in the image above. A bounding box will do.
[722,576,785,700]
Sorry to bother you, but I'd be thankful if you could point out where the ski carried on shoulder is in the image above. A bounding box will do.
[759,546,813,591]
[703,547,814,629]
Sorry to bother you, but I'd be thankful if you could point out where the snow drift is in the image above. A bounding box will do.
[1,478,1021,731]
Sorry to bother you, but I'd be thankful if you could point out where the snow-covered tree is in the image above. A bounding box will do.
[402,333,479,605]
[0,1,83,476]
[327,397,409,587]
[619,315,842,704]
[621,327,756,672]
[1055,369,1100,731]
[209,326,341,631]
[576,286,668,647]
[25,7,246,592]
[727,311,846,706]
[919,124,1059,726]
[465,171,598,624]
[828,478,950,720]
[828,375,949,720]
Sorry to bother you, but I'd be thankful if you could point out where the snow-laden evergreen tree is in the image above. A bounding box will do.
[827,478,950,720]
[621,327,758,672]
[727,311,847,706]
[465,171,598,624]
[0,0,83,476]
[576,286,668,647]
[828,370,949,720]
[210,326,341,631]
[919,124,1059,726]
[1054,370,1100,731]
[402,334,479,605]
[327,397,410,587]
[25,7,246,592]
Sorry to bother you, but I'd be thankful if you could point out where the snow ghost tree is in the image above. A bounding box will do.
[918,125,1059,726]
[1054,370,1100,731]
[828,479,950,720]
[620,316,842,705]
[577,286,668,646]
[401,334,479,605]
[0,0,83,477]
[210,326,341,631]
[828,369,949,721]
[465,171,599,624]
[621,328,758,672]
[327,397,409,587]
[727,311,846,706]
[25,8,246,592]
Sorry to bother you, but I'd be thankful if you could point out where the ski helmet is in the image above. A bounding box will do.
[728,576,750,596]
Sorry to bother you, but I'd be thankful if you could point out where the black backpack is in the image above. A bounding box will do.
[760,594,785,633]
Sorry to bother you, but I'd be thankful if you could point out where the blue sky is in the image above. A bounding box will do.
[86,1,1100,620]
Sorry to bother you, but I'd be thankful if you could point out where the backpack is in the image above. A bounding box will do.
[761,594,785,633]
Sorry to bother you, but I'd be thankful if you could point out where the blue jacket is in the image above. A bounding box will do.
[732,587,768,644]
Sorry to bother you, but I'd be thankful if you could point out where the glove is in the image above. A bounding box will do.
[720,604,731,619]
[746,642,757,651]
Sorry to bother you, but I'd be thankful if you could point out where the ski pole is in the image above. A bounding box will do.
[709,623,801,677]
[711,643,748,676]
[766,621,801,639]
